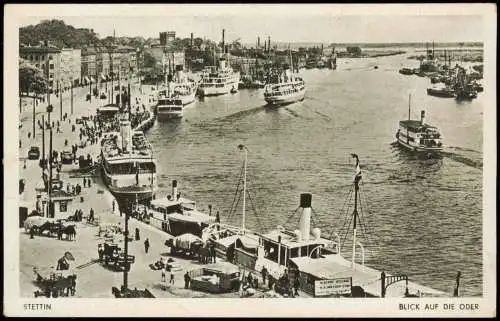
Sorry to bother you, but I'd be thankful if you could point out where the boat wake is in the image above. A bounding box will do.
[441,151,483,170]
[210,105,267,123]
[283,107,300,118]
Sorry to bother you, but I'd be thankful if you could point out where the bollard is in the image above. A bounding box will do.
[80,196,84,203]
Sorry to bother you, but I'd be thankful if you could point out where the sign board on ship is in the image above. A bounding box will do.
[314,277,352,297]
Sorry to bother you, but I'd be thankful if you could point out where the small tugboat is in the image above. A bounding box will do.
[396,95,443,155]
[139,180,215,237]
[427,84,456,98]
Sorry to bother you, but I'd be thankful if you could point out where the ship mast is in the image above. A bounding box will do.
[407,94,411,144]
[351,153,362,271]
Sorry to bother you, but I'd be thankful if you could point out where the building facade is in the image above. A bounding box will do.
[20,42,61,92]
[60,48,81,88]
[96,48,111,81]
[81,48,97,84]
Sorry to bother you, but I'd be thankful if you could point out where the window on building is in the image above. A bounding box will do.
[59,201,68,212]
[49,55,53,60]
[50,64,54,69]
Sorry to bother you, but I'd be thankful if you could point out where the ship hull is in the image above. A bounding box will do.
[427,88,455,98]
[157,112,183,120]
[197,84,238,97]
[265,90,306,106]
[396,136,443,154]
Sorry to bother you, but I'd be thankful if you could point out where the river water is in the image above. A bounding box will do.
[145,52,483,296]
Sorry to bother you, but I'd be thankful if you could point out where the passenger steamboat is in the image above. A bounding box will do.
[396,95,443,154]
[173,64,198,106]
[100,117,157,205]
[201,150,449,297]
[197,29,240,97]
[156,75,183,120]
[264,50,305,106]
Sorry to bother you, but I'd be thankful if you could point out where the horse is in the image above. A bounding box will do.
[196,244,213,264]
[38,222,54,236]
[62,225,76,241]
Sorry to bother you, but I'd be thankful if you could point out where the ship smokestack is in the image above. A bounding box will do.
[190,33,193,48]
[222,29,225,54]
[257,36,260,48]
[172,180,178,200]
[299,193,312,241]
[421,110,425,125]
[119,120,132,152]
[268,36,271,53]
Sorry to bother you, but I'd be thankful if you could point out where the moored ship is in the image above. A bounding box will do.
[173,64,198,106]
[100,117,157,206]
[202,151,449,297]
[427,84,456,98]
[197,57,240,97]
[156,76,183,120]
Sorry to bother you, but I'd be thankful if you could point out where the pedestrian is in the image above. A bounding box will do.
[88,179,92,188]
[144,238,150,254]
[98,244,104,262]
[65,139,68,147]
[135,228,140,241]
[261,267,267,284]
[112,200,115,213]
[161,266,166,283]
[184,271,191,289]
[247,272,253,288]
[89,208,94,223]
[30,227,34,239]
[19,139,21,148]
[293,278,300,297]
[83,177,86,188]
[170,269,175,285]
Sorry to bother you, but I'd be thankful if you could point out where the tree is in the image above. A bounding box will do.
[193,37,203,49]
[19,60,47,97]
[346,46,362,57]
[143,52,157,68]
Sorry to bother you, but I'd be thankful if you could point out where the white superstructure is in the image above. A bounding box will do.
[100,117,157,202]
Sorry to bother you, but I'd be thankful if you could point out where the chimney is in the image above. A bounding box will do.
[190,33,194,48]
[268,36,271,53]
[172,180,178,200]
[420,110,425,125]
[257,36,260,48]
[222,29,225,54]
[299,193,312,241]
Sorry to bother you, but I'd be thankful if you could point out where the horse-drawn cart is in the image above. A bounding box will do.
[111,286,155,298]
[98,242,135,271]
[32,267,77,298]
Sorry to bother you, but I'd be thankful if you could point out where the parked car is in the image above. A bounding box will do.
[61,151,73,164]
[28,146,40,160]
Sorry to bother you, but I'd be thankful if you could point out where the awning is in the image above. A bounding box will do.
[90,77,95,83]
[101,74,107,81]
[84,76,90,83]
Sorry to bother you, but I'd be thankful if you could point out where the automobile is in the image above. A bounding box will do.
[75,118,83,124]
[61,151,73,165]
[28,146,40,160]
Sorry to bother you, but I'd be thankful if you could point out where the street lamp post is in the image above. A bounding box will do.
[47,104,53,218]
[237,144,248,233]
[31,84,36,139]
[71,81,74,114]
[59,80,63,120]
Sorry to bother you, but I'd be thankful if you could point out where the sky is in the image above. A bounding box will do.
[14,4,487,44]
